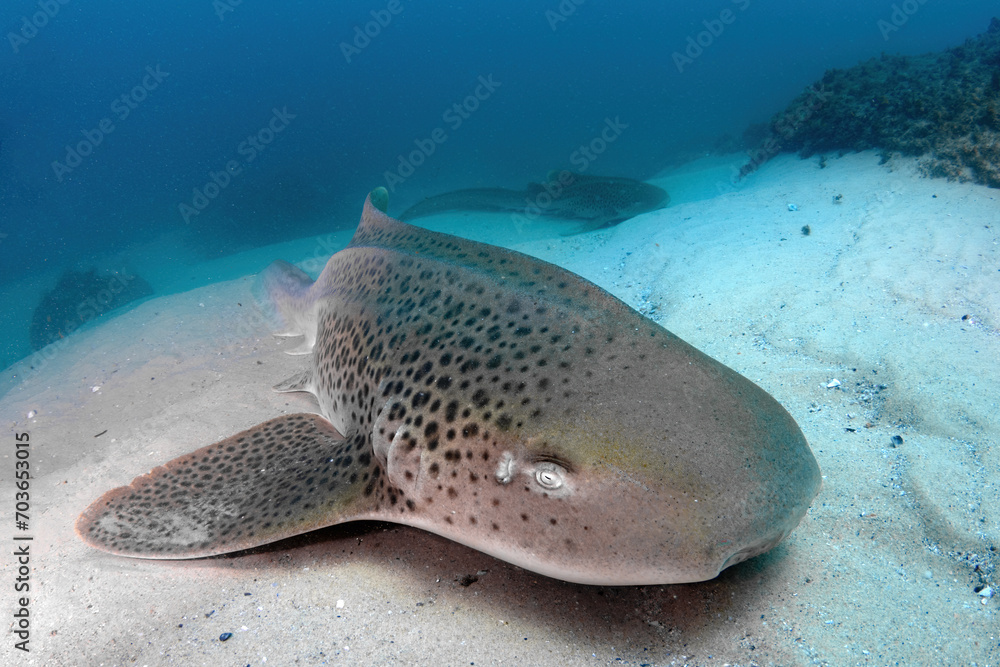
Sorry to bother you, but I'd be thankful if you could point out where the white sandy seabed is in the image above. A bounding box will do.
[1,151,998,666]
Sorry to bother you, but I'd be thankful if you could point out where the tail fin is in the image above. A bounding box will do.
[254,260,319,354]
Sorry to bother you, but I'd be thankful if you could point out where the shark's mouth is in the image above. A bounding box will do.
[720,528,789,571]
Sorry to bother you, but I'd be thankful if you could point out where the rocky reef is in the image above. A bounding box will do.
[29,268,153,351]
[741,17,1000,188]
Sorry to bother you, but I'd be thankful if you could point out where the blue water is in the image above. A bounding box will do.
[0,0,994,369]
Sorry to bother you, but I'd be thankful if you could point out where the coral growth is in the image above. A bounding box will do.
[741,17,1000,188]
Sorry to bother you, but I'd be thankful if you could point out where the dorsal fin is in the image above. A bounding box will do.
[345,189,636,319]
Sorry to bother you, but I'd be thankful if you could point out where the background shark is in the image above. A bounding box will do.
[398,171,669,234]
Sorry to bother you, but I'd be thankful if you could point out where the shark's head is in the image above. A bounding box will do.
[608,178,670,219]
[371,264,820,585]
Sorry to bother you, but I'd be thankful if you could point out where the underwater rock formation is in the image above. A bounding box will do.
[741,17,1000,188]
[29,268,153,351]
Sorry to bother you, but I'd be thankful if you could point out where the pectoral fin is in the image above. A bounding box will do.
[75,414,376,559]
[273,370,314,393]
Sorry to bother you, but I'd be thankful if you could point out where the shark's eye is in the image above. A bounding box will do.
[534,462,565,490]
[536,469,562,489]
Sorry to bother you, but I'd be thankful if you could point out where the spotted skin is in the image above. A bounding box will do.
[76,188,820,585]
[76,415,374,557]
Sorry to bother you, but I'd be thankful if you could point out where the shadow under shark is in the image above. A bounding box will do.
[398,171,669,234]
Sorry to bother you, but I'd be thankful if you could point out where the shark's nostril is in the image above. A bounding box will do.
[495,452,516,484]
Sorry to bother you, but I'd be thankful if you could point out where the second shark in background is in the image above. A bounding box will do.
[398,171,669,234]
